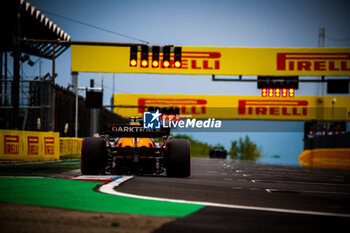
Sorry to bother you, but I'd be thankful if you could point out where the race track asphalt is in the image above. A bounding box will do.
[1,158,350,233]
[115,158,350,233]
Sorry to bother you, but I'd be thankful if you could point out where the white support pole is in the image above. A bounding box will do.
[72,72,79,137]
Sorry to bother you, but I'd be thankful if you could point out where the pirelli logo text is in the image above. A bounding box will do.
[277,53,350,72]
[141,51,221,70]
[182,51,221,70]
[238,100,308,117]
[27,136,39,155]
[138,98,207,115]
[4,135,19,155]
[44,137,55,155]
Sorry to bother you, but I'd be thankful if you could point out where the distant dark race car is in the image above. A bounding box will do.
[209,147,227,159]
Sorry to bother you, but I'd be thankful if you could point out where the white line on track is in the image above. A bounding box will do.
[99,176,350,218]
[71,175,121,180]
[266,188,350,195]
[251,179,350,187]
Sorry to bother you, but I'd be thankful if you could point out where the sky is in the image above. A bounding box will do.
[17,0,350,165]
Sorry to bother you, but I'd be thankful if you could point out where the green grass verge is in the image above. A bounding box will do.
[0,177,203,217]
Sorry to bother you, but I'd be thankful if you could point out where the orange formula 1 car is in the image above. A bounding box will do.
[81,118,191,177]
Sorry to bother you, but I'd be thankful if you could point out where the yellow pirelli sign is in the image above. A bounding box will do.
[71,45,350,76]
[0,130,60,162]
[59,137,83,159]
[113,94,350,121]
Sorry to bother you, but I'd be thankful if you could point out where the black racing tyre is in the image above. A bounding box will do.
[166,139,191,178]
[81,137,106,175]
[222,150,227,159]
[209,148,215,158]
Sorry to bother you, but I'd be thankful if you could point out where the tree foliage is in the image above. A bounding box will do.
[229,135,262,161]
[172,134,212,157]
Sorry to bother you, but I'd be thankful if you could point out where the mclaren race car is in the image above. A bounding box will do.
[81,118,191,177]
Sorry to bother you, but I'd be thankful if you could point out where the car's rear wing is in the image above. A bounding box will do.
[103,125,170,138]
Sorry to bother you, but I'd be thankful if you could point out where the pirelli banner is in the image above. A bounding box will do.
[0,130,60,162]
[72,45,350,76]
[60,137,83,159]
[113,94,350,121]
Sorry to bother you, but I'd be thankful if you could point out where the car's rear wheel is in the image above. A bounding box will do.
[166,139,191,177]
[81,137,106,175]
[222,150,227,159]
